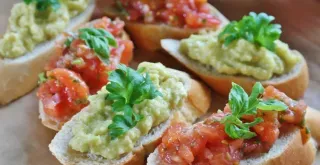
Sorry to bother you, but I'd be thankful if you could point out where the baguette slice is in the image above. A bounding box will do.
[101,3,229,51]
[0,0,95,105]
[38,24,132,131]
[49,68,211,165]
[161,39,309,100]
[147,127,317,165]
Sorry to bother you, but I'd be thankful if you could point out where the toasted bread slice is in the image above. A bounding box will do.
[0,0,95,105]
[161,39,309,100]
[306,107,320,146]
[38,24,132,131]
[147,127,317,165]
[49,68,211,165]
[101,3,229,51]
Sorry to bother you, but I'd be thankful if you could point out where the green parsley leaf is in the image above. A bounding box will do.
[106,65,162,140]
[222,82,287,139]
[106,64,162,106]
[38,72,47,84]
[218,12,282,51]
[107,106,144,140]
[247,82,264,113]
[24,0,33,4]
[79,28,117,64]
[222,115,263,139]
[108,115,132,140]
[257,99,288,111]
[64,37,74,47]
[228,82,249,116]
[24,0,61,11]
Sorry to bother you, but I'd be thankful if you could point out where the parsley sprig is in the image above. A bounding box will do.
[106,65,162,140]
[24,0,61,11]
[38,72,47,84]
[218,12,282,51]
[221,82,288,139]
[78,28,117,64]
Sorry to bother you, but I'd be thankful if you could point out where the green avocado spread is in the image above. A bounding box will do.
[69,62,187,160]
[179,33,301,80]
[0,0,89,58]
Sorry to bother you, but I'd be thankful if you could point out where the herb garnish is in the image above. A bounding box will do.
[71,58,85,65]
[78,28,117,64]
[106,65,162,140]
[24,0,61,11]
[218,12,282,51]
[221,82,288,139]
[38,72,47,84]
[64,37,74,48]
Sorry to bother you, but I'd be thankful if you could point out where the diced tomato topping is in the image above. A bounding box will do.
[38,17,134,121]
[116,0,221,28]
[94,17,125,36]
[37,68,89,121]
[158,86,309,164]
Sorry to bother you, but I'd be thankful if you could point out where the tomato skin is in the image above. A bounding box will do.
[37,68,89,120]
[119,0,220,28]
[119,40,134,65]
[94,17,125,36]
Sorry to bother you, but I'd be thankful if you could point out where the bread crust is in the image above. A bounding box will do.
[49,68,211,165]
[39,27,132,131]
[102,4,229,51]
[258,135,316,165]
[147,127,317,165]
[161,39,309,100]
[0,0,95,105]
[305,107,320,147]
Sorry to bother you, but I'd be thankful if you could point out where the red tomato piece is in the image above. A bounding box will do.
[37,68,89,120]
[118,0,220,28]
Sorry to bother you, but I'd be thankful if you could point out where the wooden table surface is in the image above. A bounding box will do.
[0,1,319,165]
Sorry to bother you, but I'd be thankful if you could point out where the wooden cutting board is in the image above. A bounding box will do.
[0,1,319,165]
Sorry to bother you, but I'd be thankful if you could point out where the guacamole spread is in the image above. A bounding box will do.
[0,0,89,58]
[69,62,187,160]
[179,33,301,80]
